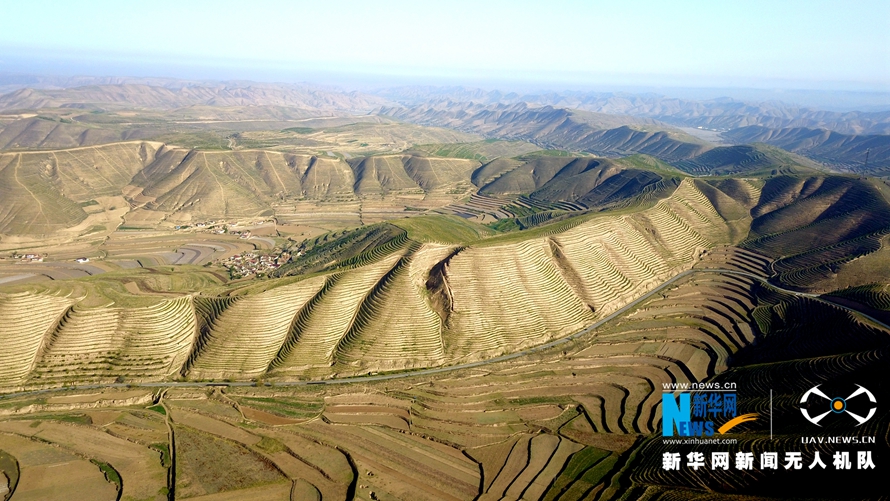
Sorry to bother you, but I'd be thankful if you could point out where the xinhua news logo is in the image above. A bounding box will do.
[800,384,877,427]
[663,391,757,437]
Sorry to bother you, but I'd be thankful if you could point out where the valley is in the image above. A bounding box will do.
[0,79,888,501]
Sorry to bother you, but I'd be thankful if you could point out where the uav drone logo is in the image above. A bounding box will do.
[800,384,876,427]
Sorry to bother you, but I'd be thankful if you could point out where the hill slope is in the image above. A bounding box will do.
[476,156,671,208]
[0,141,161,234]
[740,175,890,290]
[3,169,890,390]
[0,142,484,233]
[723,125,890,173]
[379,102,709,162]
[673,144,822,176]
[0,177,744,388]
[0,116,139,150]
[0,138,831,235]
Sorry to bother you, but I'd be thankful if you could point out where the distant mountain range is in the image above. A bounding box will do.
[378,101,708,162]
[1,78,888,174]
[379,99,889,173]
[0,83,389,112]
[375,86,890,135]
[3,78,888,134]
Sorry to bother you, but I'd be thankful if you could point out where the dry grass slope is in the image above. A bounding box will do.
[187,276,327,379]
[335,244,453,371]
[29,295,196,385]
[0,292,73,388]
[269,252,405,376]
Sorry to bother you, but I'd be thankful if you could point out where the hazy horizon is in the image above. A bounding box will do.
[2,1,890,111]
[2,1,889,90]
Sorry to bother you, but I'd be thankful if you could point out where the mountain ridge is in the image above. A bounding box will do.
[0,83,392,112]
[723,125,890,173]
[378,101,709,162]
[374,86,890,134]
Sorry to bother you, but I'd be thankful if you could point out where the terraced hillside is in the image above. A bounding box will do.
[264,258,885,500]
[828,283,890,316]
[0,176,748,390]
[740,175,890,290]
[29,295,197,387]
[0,243,886,500]
[723,125,890,172]
[2,169,888,390]
[0,141,162,234]
[476,156,667,204]
[5,247,880,501]
[0,292,74,387]
[186,276,328,379]
[673,144,820,176]
[276,223,410,276]
[433,154,684,230]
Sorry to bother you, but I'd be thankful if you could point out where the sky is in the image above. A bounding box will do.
[1,0,888,92]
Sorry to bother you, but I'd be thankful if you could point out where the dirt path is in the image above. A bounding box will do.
[159,390,176,501]
[203,153,228,215]
[13,154,48,232]
[93,146,130,181]
[263,151,287,193]
[213,388,246,421]
[59,149,116,187]
[223,151,263,194]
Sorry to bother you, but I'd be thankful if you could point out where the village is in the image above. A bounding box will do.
[219,250,292,279]
[4,252,44,263]
[175,219,273,240]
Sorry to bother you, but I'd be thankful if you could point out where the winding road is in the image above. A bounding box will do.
[2,267,887,401]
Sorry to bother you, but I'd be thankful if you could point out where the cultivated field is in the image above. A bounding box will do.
[1,129,889,500]
[2,251,882,500]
